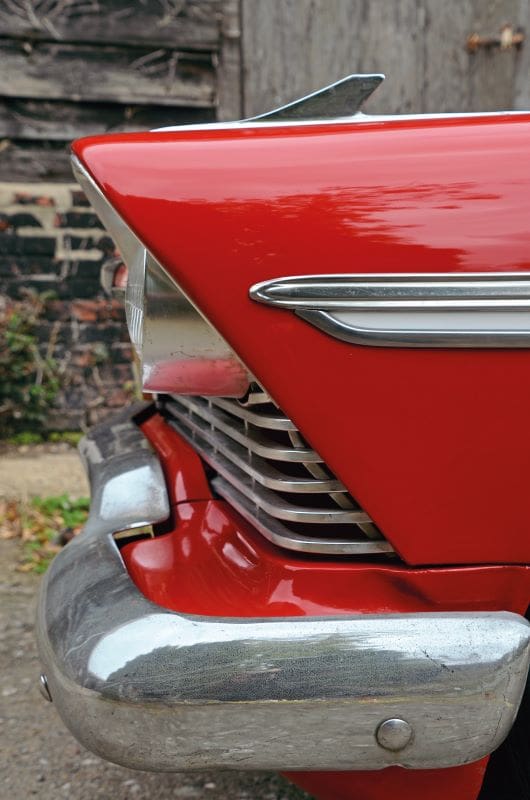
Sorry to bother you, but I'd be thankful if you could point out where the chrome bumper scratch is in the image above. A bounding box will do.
[36,407,530,772]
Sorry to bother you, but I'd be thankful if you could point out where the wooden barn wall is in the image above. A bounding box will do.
[0,0,242,182]
[240,0,530,117]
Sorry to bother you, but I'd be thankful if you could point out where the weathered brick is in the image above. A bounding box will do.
[98,363,134,383]
[70,189,90,207]
[109,341,134,362]
[45,410,85,432]
[35,322,73,346]
[78,322,124,344]
[1,180,134,431]
[71,299,100,322]
[0,233,56,255]
[5,274,59,297]
[44,300,71,322]
[66,233,113,251]
[14,192,56,207]
[7,212,44,229]
[55,211,104,229]
[0,255,59,276]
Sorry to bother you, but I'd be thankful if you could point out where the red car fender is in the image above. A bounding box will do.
[73,115,530,566]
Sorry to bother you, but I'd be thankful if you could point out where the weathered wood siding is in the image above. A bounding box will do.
[240,0,529,117]
[0,0,240,181]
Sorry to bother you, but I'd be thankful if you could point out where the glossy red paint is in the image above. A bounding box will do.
[125,413,530,800]
[283,761,488,800]
[141,414,211,506]
[73,115,530,566]
[123,497,530,619]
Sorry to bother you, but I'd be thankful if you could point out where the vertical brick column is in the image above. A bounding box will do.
[0,182,135,431]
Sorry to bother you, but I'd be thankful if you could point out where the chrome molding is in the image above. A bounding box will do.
[211,476,391,555]
[72,156,251,396]
[250,273,530,348]
[36,408,530,771]
[77,403,170,535]
[163,389,392,555]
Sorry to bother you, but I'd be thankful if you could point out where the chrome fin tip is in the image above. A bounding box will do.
[245,73,385,123]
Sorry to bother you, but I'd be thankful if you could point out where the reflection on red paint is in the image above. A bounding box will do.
[74,116,530,565]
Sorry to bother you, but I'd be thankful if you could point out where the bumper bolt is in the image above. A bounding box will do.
[39,673,52,703]
[376,718,413,751]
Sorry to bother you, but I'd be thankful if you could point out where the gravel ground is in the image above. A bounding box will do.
[0,538,311,800]
[0,444,312,800]
[0,446,89,499]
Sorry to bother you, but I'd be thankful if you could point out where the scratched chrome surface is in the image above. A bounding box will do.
[36,408,530,772]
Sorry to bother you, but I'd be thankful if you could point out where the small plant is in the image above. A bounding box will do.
[0,292,61,439]
[0,493,89,573]
[47,430,84,446]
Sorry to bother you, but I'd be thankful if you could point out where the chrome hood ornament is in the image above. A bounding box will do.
[246,73,384,122]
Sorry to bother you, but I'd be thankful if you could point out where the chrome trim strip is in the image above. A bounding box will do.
[212,476,390,555]
[167,404,344,494]
[155,110,529,133]
[171,395,321,462]
[77,403,170,535]
[210,396,297,431]
[251,273,530,309]
[36,409,530,770]
[251,273,530,348]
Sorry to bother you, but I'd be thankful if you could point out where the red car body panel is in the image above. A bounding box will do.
[283,761,489,800]
[132,415,530,621]
[73,115,530,566]
[126,413,530,800]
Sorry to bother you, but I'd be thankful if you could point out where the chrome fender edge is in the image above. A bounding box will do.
[36,407,530,772]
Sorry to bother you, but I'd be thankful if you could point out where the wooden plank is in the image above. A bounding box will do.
[352,0,426,115]
[217,0,243,120]
[0,39,216,107]
[0,0,222,50]
[240,0,424,118]
[0,98,215,141]
[421,0,473,113]
[0,141,74,182]
[514,0,530,109]
[240,0,528,117]
[465,0,522,111]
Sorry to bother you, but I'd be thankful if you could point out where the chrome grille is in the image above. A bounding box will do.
[162,385,394,556]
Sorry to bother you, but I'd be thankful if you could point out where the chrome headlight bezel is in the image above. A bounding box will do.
[71,156,250,396]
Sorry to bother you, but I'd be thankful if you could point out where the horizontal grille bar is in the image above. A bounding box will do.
[170,395,320,463]
[212,477,394,555]
[167,400,343,494]
[162,385,394,557]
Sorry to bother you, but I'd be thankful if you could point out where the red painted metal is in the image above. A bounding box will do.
[73,115,530,565]
[283,761,489,800]
[123,495,530,618]
[125,414,530,800]
[141,414,211,506]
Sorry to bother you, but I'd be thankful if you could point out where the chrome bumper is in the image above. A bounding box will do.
[36,407,530,772]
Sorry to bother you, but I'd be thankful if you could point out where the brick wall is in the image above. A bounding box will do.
[0,181,135,431]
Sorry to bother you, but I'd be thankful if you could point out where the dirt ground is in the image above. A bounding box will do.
[0,449,311,800]
[0,445,89,499]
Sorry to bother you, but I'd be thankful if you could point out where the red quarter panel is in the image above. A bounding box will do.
[74,114,530,565]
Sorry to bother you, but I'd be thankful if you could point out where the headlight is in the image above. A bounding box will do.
[71,156,250,396]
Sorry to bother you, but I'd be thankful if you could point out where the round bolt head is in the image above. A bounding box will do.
[376,718,413,751]
[39,673,52,703]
